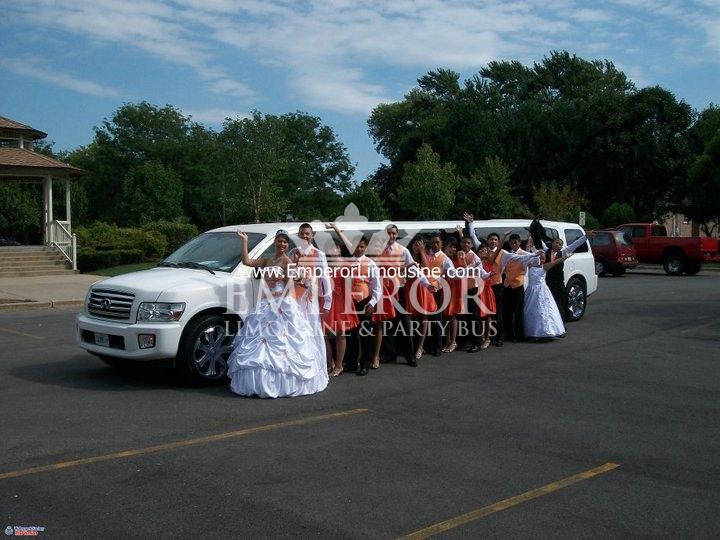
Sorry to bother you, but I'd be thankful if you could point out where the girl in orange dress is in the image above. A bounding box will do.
[404,236,437,360]
[442,237,462,352]
[476,244,497,349]
[323,238,359,377]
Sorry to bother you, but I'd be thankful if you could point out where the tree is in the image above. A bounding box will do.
[455,156,529,219]
[0,183,41,243]
[279,112,355,220]
[344,180,389,221]
[689,104,720,153]
[119,162,184,225]
[397,144,458,219]
[533,181,587,222]
[219,112,289,223]
[680,133,720,236]
[367,51,694,222]
[601,202,636,228]
[66,102,207,225]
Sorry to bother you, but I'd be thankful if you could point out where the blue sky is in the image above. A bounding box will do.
[1,0,719,182]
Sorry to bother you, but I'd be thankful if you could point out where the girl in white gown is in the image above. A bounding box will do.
[227,230,329,398]
[523,236,573,339]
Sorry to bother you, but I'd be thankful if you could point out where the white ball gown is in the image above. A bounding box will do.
[227,271,329,398]
[523,263,566,339]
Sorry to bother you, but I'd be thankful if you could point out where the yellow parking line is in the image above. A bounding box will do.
[0,408,369,481]
[400,462,620,539]
[0,326,44,340]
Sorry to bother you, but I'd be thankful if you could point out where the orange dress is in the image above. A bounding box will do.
[372,278,397,322]
[324,271,359,334]
[404,273,438,316]
[477,260,496,317]
[443,276,463,316]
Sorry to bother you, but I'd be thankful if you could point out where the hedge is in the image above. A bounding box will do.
[142,220,198,254]
[78,248,144,272]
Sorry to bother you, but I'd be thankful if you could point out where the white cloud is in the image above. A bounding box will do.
[5,0,254,100]
[0,56,120,97]
[570,9,612,22]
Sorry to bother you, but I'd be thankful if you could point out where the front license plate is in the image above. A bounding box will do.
[94,332,110,347]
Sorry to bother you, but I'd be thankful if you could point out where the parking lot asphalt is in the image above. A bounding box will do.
[1,270,719,538]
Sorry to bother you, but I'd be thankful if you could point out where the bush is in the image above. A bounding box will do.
[601,203,636,227]
[75,222,167,259]
[143,220,198,255]
[78,248,143,272]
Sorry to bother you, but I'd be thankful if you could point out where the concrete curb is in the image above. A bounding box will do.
[0,300,84,312]
[632,264,720,273]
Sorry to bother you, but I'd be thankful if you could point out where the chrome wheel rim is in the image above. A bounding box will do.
[567,283,585,319]
[192,324,233,378]
[667,259,682,273]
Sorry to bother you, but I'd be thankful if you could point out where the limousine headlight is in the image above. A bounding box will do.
[137,302,185,322]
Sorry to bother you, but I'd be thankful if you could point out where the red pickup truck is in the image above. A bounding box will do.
[615,223,719,276]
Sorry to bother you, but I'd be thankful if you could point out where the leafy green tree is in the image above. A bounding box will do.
[397,144,458,219]
[680,133,720,236]
[220,112,289,223]
[119,162,184,225]
[0,184,41,243]
[368,51,694,222]
[280,112,355,220]
[344,180,388,221]
[66,102,207,225]
[455,156,529,219]
[601,202,636,227]
[533,181,587,222]
[689,104,720,153]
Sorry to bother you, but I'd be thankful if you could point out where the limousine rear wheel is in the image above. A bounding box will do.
[565,277,586,322]
[177,313,236,384]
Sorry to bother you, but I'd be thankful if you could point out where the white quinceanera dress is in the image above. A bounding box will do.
[523,262,566,339]
[227,268,329,398]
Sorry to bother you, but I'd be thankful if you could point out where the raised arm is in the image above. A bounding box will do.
[543,252,572,271]
[326,222,354,254]
[237,229,265,267]
[563,232,591,256]
[464,212,481,250]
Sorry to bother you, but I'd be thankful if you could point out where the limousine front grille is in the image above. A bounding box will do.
[88,289,135,320]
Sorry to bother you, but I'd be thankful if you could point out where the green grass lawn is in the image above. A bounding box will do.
[90,261,160,277]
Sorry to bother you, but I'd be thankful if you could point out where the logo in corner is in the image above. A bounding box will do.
[4,526,13,537]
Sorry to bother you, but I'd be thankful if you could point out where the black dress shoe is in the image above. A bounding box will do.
[406,356,418,367]
[492,341,503,347]
[382,355,397,363]
[356,366,369,376]
[467,344,481,353]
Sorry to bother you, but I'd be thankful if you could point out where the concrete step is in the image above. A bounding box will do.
[0,251,65,262]
[0,246,56,254]
[0,268,79,277]
[0,260,70,269]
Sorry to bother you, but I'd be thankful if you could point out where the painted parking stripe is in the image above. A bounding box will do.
[0,326,44,340]
[400,462,620,539]
[0,408,369,481]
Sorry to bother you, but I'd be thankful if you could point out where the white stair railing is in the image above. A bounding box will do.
[48,220,77,270]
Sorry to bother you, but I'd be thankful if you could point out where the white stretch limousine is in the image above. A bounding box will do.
[76,219,597,383]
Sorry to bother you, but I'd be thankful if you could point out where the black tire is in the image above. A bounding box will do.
[611,268,626,277]
[176,313,237,385]
[663,255,685,276]
[594,258,607,276]
[684,261,701,275]
[565,277,587,322]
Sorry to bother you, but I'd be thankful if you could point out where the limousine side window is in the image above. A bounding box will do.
[564,229,589,253]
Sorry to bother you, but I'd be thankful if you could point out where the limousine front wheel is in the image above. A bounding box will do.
[565,278,586,322]
[177,313,236,384]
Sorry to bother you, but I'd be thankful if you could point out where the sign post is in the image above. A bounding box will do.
[579,211,586,226]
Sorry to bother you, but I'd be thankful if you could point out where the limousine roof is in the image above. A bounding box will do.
[208,219,584,236]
